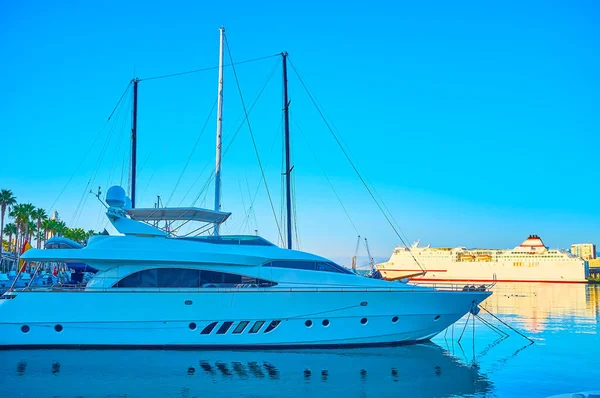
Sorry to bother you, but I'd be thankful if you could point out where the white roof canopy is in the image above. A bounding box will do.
[126,207,231,224]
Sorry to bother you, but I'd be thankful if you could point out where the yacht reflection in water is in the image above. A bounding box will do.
[0,343,492,397]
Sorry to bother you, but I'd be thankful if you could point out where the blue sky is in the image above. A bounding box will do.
[1,0,599,261]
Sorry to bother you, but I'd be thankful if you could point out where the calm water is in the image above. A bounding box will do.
[0,283,598,397]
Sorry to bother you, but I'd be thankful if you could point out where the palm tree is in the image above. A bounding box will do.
[41,219,52,242]
[31,208,48,249]
[72,228,87,244]
[4,223,16,253]
[0,189,17,254]
[27,221,36,243]
[20,203,35,246]
[54,221,67,237]
[35,230,44,248]
[10,204,24,252]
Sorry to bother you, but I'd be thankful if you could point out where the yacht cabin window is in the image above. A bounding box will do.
[262,260,353,274]
[179,235,275,246]
[113,268,276,288]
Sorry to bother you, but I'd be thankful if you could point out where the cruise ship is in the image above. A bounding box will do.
[375,235,589,283]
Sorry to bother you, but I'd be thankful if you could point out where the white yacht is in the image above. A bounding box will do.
[0,186,492,349]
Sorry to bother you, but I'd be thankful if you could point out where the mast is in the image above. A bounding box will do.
[131,77,139,208]
[282,52,293,250]
[213,26,225,235]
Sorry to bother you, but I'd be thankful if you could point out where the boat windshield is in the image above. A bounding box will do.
[178,235,276,247]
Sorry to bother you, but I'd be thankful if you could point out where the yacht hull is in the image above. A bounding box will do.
[0,289,490,349]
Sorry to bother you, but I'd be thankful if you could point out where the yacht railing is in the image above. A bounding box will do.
[2,282,494,295]
[409,273,497,292]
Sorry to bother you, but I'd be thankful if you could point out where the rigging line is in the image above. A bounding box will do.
[76,89,129,223]
[238,178,251,234]
[106,96,131,189]
[287,62,414,252]
[166,99,218,206]
[279,132,285,246]
[222,58,281,157]
[292,168,301,250]
[178,58,281,208]
[93,105,130,229]
[72,90,129,226]
[288,58,425,272]
[245,174,259,233]
[224,37,283,244]
[187,167,215,207]
[139,53,281,82]
[107,81,134,121]
[138,169,157,204]
[239,117,282,241]
[49,82,132,213]
[136,152,153,180]
[294,119,361,237]
[306,88,410,245]
[75,88,127,226]
[169,218,193,233]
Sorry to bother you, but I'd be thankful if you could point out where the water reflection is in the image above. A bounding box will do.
[480,283,599,333]
[2,284,598,397]
[0,344,491,397]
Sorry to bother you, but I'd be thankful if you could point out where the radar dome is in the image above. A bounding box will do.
[123,196,132,210]
[106,186,126,208]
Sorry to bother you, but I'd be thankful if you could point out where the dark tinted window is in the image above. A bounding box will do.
[115,269,157,288]
[158,268,199,288]
[249,321,265,334]
[114,268,277,288]
[233,321,249,334]
[180,235,275,246]
[266,260,315,270]
[201,270,241,285]
[216,321,234,335]
[263,260,352,274]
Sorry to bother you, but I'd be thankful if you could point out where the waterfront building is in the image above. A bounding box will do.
[571,243,596,260]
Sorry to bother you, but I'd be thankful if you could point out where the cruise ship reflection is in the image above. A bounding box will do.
[0,343,492,397]
[481,283,599,333]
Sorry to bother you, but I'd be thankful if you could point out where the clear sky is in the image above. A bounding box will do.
[1,0,599,261]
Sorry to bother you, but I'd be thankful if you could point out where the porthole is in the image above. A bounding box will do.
[54,324,63,332]
[189,322,197,330]
[305,320,313,328]
[360,318,368,325]
[392,316,399,323]
[434,315,441,321]
[322,319,330,327]
[21,325,30,333]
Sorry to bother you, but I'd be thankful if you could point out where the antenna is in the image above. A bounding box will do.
[90,186,108,209]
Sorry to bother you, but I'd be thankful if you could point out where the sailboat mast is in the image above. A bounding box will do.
[131,77,139,208]
[282,52,293,249]
[213,26,225,235]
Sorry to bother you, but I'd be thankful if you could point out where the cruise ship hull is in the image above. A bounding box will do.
[0,289,489,349]
[377,260,589,283]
